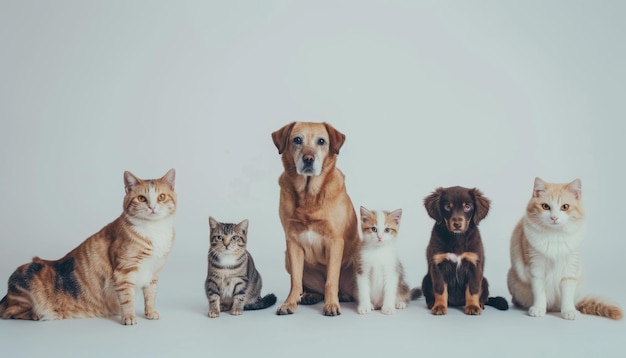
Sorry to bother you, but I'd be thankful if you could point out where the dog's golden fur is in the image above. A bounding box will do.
[272,122,359,316]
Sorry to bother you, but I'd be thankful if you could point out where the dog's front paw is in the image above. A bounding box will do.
[465,305,482,315]
[528,305,546,317]
[431,305,447,315]
[276,302,297,315]
[121,314,137,325]
[323,302,341,316]
[561,309,581,320]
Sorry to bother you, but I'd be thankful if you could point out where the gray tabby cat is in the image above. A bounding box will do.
[204,216,276,318]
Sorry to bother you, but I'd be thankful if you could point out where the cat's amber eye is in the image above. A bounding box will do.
[317,138,326,145]
[158,194,166,201]
[384,228,391,233]
[293,137,302,145]
[463,204,472,212]
[138,195,147,202]
[561,204,569,211]
[370,227,377,232]
[541,203,550,210]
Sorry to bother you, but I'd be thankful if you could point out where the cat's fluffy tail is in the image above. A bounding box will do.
[410,287,422,300]
[576,297,623,320]
[485,296,509,310]
[244,293,277,311]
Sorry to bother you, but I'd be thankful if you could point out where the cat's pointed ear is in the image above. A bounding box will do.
[323,122,346,155]
[124,171,140,193]
[161,168,176,190]
[567,178,582,200]
[389,209,402,225]
[237,219,249,234]
[533,177,546,198]
[360,206,373,222]
[424,188,444,223]
[471,188,490,225]
[272,122,296,154]
[208,216,218,229]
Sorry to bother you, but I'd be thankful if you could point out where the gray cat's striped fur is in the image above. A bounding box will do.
[204,217,276,317]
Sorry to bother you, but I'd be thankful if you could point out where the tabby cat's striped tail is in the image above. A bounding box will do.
[576,297,623,320]
[0,295,7,316]
[244,293,277,311]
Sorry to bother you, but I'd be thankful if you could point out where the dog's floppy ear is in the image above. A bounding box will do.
[470,188,490,225]
[323,122,346,155]
[424,188,444,223]
[272,122,296,154]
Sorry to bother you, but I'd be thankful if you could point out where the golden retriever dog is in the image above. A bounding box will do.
[271,122,359,316]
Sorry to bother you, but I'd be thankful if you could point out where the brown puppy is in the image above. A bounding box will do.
[272,122,359,316]
[421,186,508,315]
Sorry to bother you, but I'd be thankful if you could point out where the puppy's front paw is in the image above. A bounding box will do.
[561,309,581,320]
[121,314,137,325]
[323,302,341,316]
[431,305,447,315]
[357,304,372,315]
[528,305,546,317]
[276,302,297,315]
[465,305,482,315]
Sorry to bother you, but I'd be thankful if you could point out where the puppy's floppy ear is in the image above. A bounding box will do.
[323,122,346,155]
[272,122,296,154]
[424,188,444,223]
[470,188,490,225]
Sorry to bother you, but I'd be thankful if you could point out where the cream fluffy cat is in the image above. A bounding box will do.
[356,207,420,315]
[507,177,622,320]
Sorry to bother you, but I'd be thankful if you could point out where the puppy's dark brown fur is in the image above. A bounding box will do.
[421,186,508,315]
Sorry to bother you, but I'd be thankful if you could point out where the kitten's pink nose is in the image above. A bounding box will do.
[551,215,559,222]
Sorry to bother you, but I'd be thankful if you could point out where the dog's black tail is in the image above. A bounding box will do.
[244,293,277,311]
[410,287,423,300]
[486,296,509,310]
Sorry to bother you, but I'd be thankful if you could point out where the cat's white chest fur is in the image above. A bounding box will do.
[130,217,175,288]
[360,243,398,306]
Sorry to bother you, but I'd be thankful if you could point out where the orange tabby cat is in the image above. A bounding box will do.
[0,169,176,325]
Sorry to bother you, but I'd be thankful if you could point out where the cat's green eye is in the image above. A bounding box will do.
[371,227,377,233]
[232,236,239,241]
[541,203,550,210]
[213,236,222,242]
[158,194,166,201]
[138,195,147,202]
[561,204,569,211]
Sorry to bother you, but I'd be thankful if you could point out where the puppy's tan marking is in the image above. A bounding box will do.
[465,286,482,315]
[432,284,448,315]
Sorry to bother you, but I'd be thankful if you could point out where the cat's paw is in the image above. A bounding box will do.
[561,309,581,320]
[396,302,408,310]
[431,304,447,316]
[381,305,395,315]
[323,302,341,316]
[121,314,137,325]
[357,304,372,315]
[528,305,546,317]
[208,310,220,318]
[231,308,243,316]
[465,305,482,315]
[145,310,160,320]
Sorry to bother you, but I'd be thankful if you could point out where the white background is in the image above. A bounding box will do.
[1,1,624,357]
